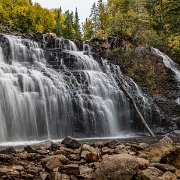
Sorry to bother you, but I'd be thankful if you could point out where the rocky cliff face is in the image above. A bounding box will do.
[0,32,179,139]
[84,37,180,131]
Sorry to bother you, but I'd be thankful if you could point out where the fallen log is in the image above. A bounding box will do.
[118,81,155,137]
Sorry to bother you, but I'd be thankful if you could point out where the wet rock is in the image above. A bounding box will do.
[59,164,80,176]
[149,163,176,172]
[38,140,53,150]
[24,145,48,154]
[137,167,164,180]
[57,146,78,156]
[101,146,114,155]
[93,153,139,180]
[0,147,16,154]
[157,171,177,180]
[24,145,38,153]
[45,157,62,171]
[61,137,81,149]
[104,139,119,149]
[0,153,16,163]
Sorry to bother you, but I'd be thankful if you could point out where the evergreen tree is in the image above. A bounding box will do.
[74,7,81,39]
[82,18,94,39]
[90,2,99,37]
[63,11,75,39]
[55,7,63,36]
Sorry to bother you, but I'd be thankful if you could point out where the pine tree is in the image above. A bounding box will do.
[63,11,75,39]
[55,7,63,36]
[74,7,81,39]
[82,18,94,40]
[90,2,99,37]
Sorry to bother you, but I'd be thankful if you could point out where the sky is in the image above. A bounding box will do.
[32,0,99,23]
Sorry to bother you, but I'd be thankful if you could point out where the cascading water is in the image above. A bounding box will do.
[152,48,180,105]
[0,34,159,143]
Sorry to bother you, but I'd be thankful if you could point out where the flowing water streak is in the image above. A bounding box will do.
[152,48,180,104]
[0,35,130,142]
[152,48,180,82]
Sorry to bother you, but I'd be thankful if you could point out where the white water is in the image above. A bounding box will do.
[0,35,160,144]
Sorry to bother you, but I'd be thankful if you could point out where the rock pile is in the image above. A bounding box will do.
[0,136,179,180]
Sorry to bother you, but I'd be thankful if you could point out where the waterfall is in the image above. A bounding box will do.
[0,34,159,143]
[152,48,180,105]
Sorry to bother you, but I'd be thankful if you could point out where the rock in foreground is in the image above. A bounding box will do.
[0,136,179,180]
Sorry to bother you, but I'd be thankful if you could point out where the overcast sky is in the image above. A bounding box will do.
[32,0,100,23]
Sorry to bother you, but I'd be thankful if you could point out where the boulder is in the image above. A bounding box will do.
[81,144,100,162]
[61,174,71,180]
[137,167,164,180]
[0,154,16,163]
[40,172,49,180]
[48,172,61,180]
[139,143,149,149]
[160,146,180,169]
[55,146,77,156]
[38,140,53,150]
[149,163,176,173]
[101,146,114,155]
[41,155,69,166]
[45,157,62,171]
[137,158,150,170]
[175,169,180,178]
[24,145,48,154]
[61,137,81,149]
[21,172,34,179]
[59,164,80,176]
[104,140,120,149]
[12,165,24,171]
[148,137,174,163]
[26,163,42,175]
[114,144,128,154]
[68,154,81,161]
[158,136,173,147]
[93,153,139,180]
[138,153,148,159]
[79,165,93,175]
[156,171,177,180]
